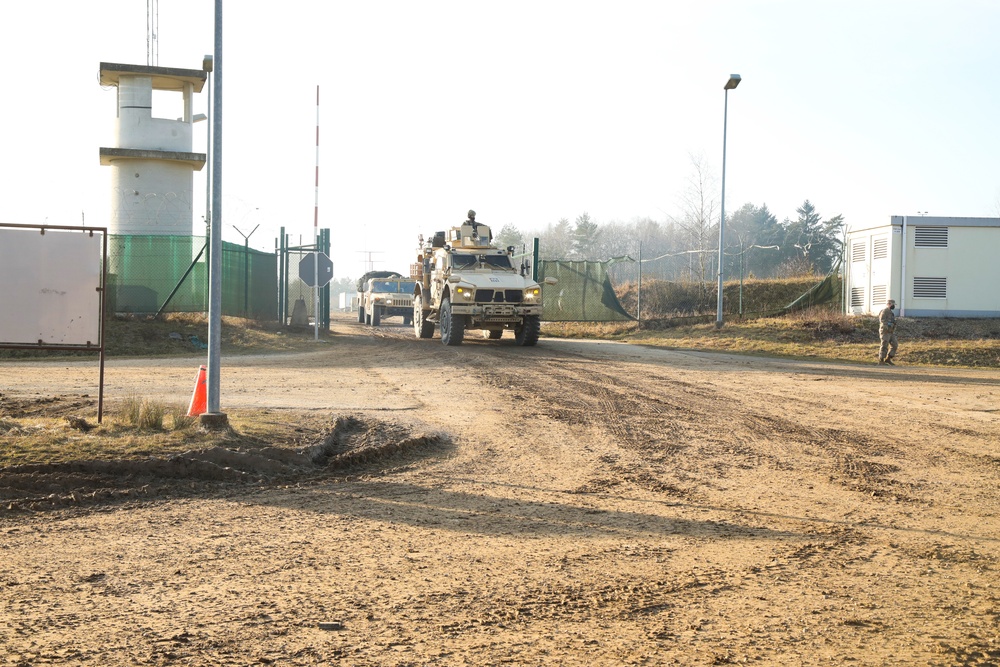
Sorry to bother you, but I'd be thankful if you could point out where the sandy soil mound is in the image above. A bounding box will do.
[0,414,441,511]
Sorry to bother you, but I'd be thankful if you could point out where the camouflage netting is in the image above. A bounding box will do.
[538,260,635,322]
[780,257,843,314]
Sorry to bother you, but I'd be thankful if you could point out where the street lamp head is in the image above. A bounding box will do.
[724,74,742,90]
[202,54,214,73]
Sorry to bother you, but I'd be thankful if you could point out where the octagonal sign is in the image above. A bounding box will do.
[299,252,333,287]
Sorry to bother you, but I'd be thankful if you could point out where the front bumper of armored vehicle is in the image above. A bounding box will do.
[450,302,543,325]
[447,283,543,325]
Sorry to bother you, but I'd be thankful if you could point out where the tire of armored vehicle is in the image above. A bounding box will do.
[413,293,434,339]
[439,296,465,346]
[514,315,540,346]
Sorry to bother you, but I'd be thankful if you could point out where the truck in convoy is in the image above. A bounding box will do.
[356,271,416,326]
[412,213,555,345]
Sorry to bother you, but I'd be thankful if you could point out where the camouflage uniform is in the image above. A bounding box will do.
[878,300,898,365]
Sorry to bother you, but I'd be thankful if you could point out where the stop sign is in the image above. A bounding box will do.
[298,252,333,287]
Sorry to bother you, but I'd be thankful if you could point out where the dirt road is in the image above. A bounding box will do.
[2,314,999,665]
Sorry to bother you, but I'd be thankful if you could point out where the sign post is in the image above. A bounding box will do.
[299,251,333,338]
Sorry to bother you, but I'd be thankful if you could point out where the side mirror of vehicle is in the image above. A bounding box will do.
[447,274,461,284]
[543,277,558,286]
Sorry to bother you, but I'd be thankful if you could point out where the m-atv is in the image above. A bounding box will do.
[412,220,555,345]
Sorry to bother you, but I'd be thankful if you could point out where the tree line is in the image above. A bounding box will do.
[494,199,845,283]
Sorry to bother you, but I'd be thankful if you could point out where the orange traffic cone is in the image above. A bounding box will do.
[186,365,207,416]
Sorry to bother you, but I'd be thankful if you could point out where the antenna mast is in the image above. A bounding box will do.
[147,0,159,66]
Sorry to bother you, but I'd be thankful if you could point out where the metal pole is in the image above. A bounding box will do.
[739,239,745,317]
[284,233,291,323]
[715,88,730,329]
[203,0,227,427]
[99,230,107,424]
[636,241,642,324]
[532,238,540,282]
[234,224,258,318]
[322,228,331,328]
[277,229,284,323]
[203,55,212,304]
[313,85,320,341]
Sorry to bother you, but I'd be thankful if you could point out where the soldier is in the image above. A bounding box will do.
[465,209,491,243]
[878,298,898,365]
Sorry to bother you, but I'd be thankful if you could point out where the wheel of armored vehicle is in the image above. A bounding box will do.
[371,306,381,326]
[365,308,372,326]
[514,315,540,346]
[439,296,465,346]
[483,329,503,340]
[414,294,434,339]
[357,306,365,324]
[403,314,412,327]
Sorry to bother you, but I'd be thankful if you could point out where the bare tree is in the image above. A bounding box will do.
[672,154,719,302]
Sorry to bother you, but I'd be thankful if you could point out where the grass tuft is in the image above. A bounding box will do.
[117,394,166,431]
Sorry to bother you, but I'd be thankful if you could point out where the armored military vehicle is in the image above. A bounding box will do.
[357,271,416,326]
[412,212,555,345]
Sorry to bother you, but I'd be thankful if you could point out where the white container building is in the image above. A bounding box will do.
[845,216,1000,318]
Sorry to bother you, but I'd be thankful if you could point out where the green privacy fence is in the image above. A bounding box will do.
[105,234,277,319]
[538,259,635,322]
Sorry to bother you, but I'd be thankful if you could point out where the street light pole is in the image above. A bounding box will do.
[715,73,741,329]
[203,0,227,428]
[201,54,213,302]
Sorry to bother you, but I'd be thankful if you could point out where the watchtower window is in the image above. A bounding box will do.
[152,89,185,121]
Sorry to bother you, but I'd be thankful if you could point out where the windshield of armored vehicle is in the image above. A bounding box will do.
[371,280,415,293]
[451,255,477,269]
[450,254,513,270]
[483,255,513,270]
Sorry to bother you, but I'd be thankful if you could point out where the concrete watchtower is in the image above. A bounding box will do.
[99,62,207,235]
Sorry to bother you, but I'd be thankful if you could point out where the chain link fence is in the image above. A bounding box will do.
[532,242,842,323]
[105,234,277,319]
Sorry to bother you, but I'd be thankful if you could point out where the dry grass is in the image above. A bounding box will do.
[0,407,328,469]
[543,308,1000,368]
[117,394,167,430]
[0,313,324,360]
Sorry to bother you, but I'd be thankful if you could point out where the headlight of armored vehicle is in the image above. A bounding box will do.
[455,286,474,300]
[524,286,541,301]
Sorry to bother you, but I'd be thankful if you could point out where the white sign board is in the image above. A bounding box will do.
[0,227,103,346]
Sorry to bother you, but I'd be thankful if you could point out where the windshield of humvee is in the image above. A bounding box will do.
[371,280,415,293]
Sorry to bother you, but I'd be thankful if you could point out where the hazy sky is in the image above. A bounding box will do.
[2,1,998,280]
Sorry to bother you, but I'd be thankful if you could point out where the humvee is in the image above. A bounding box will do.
[357,273,416,326]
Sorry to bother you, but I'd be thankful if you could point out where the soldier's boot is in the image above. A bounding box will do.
[885,358,895,366]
